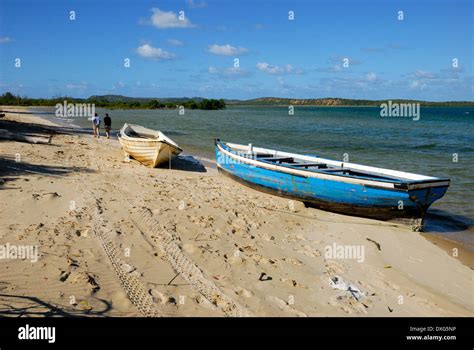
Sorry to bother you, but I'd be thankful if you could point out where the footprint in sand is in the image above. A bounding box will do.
[282,257,303,266]
[31,192,61,201]
[266,295,307,317]
[296,244,321,258]
[148,289,176,305]
[328,296,368,315]
[280,278,308,289]
[324,260,346,276]
[250,254,278,266]
[285,233,306,243]
[234,287,253,298]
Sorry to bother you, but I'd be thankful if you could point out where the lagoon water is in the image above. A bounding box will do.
[41,105,474,239]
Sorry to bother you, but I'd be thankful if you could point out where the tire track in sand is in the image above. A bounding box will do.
[132,207,250,317]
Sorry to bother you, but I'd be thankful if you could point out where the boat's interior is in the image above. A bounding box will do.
[126,125,160,139]
[253,153,406,182]
[225,141,413,183]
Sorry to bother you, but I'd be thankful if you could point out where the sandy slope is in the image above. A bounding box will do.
[0,107,472,317]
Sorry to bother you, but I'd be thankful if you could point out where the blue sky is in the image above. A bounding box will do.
[0,0,472,100]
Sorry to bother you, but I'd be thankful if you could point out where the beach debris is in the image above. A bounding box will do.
[366,238,381,251]
[87,274,100,293]
[59,270,70,282]
[388,306,394,312]
[78,300,92,311]
[384,265,392,269]
[148,289,168,304]
[329,276,365,301]
[67,257,79,268]
[121,263,136,274]
[234,287,253,298]
[259,272,272,281]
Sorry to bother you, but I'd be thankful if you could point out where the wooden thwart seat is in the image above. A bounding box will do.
[260,157,294,163]
[290,163,327,168]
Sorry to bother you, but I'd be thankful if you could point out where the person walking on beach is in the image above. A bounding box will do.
[104,113,112,139]
[92,113,100,138]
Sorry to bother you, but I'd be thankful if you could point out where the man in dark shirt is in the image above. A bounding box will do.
[104,113,112,139]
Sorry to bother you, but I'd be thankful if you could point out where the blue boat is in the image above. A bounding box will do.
[215,140,450,231]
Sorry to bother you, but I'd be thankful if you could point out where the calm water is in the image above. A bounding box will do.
[41,106,474,232]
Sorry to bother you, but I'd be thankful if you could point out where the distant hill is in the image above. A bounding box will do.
[88,95,208,104]
[1,92,473,108]
[0,92,226,110]
[230,97,474,107]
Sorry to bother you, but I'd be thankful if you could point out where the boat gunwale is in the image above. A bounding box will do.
[119,123,183,153]
[216,140,450,191]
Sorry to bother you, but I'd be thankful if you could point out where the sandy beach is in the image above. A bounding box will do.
[0,107,472,317]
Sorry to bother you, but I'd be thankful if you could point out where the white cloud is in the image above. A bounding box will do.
[187,0,207,8]
[167,39,184,46]
[136,44,176,60]
[316,65,343,73]
[142,8,195,29]
[256,62,302,75]
[0,37,12,44]
[66,82,88,90]
[208,66,251,79]
[414,70,436,79]
[409,80,427,90]
[366,72,377,81]
[206,44,248,56]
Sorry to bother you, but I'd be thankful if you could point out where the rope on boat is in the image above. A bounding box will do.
[133,207,249,317]
[91,199,160,317]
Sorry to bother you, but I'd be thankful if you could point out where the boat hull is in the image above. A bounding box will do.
[118,123,182,168]
[215,141,449,229]
[119,137,180,167]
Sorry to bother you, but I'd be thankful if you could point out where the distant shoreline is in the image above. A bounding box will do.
[2,92,474,110]
[2,104,474,113]
[228,104,474,108]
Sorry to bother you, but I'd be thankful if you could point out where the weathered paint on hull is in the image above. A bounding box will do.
[215,144,449,227]
[119,137,180,168]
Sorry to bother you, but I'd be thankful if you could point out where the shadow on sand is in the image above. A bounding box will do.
[0,293,112,317]
[0,118,92,139]
[0,156,95,190]
[158,155,207,173]
[425,209,474,234]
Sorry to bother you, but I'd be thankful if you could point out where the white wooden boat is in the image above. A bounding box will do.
[118,123,182,167]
